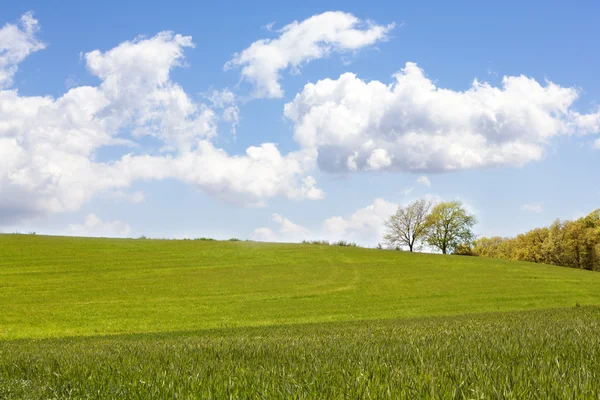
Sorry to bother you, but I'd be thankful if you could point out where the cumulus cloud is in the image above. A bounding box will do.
[252,212,310,242]
[0,15,323,226]
[521,203,543,213]
[322,198,398,245]
[67,214,131,237]
[252,198,398,246]
[284,62,600,173]
[0,12,45,88]
[225,11,393,98]
[251,227,276,242]
[107,190,145,204]
[207,88,240,137]
[417,175,431,187]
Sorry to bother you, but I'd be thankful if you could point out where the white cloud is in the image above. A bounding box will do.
[272,213,310,235]
[225,11,393,98]
[0,12,45,88]
[521,203,543,213]
[322,198,398,245]
[366,148,392,170]
[594,138,600,149]
[107,190,145,204]
[284,62,600,173]
[263,21,276,32]
[115,144,323,207]
[251,227,276,242]
[417,175,431,187]
[68,214,131,237]
[403,187,414,196]
[207,88,240,137]
[252,212,310,242]
[252,198,398,246]
[0,16,323,226]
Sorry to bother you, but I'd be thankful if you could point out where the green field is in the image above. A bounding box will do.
[2,234,600,398]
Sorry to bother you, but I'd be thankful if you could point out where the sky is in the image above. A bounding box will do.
[1,0,599,246]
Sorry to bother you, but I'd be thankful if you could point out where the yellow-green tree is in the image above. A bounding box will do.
[473,209,600,271]
[425,201,477,255]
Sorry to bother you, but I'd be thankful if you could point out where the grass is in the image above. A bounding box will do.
[2,234,600,398]
[1,307,599,399]
[2,234,600,340]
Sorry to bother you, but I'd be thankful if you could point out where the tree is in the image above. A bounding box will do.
[384,199,432,252]
[513,227,549,263]
[472,208,600,271]
[425,201,477,255]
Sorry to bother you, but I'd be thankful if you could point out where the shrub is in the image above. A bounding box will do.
[302,240,330,245]
[333,240,357,247]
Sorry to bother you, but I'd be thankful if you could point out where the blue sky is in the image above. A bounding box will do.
[1,0,599,245]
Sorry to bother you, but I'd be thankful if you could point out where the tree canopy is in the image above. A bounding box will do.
[473,209,600,271]
[425,201,477,255]
[384,199,432,252]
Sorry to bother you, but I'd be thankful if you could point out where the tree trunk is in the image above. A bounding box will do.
[409,244,413,252]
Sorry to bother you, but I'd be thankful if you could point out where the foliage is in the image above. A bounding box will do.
[302,240,330,245]
[2,234,600,340]
[1,307,600,399]
[384,199,432,252]
[425,201,477,254]
[474,209,600,271]
[333,240,357,247]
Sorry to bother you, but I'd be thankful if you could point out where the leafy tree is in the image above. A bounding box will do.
[425,201,477,255]
[473,236,508,258]
[513,228,549,263]
[384,199,432,252]
[474,209,600,272]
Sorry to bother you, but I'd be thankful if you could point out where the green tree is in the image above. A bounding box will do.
[425,201,477,255]
[384,199,432,252]
[473,236,513,259]
[473,208,600,271]
[513,228,549,263]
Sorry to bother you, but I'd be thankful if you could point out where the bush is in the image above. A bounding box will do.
[453,243,475,256]
[302,240,330,245]
[333,240,357,247]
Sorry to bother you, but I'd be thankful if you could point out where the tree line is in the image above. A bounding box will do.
[384,200,600,271]
[470,210,600,271]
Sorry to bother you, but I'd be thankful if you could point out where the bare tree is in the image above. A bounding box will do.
[384,199,432,252]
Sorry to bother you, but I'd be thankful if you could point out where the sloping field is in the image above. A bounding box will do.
[1,234,599,340]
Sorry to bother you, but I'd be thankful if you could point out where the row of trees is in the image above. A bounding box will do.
[384,199,476,254]
[384,199,600,271]
[472,210,600,271]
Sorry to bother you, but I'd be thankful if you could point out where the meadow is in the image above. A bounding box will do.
[1,308,599,399]
[1,234,600,398]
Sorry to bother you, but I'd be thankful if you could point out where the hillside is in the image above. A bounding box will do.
[1,234,600,340]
